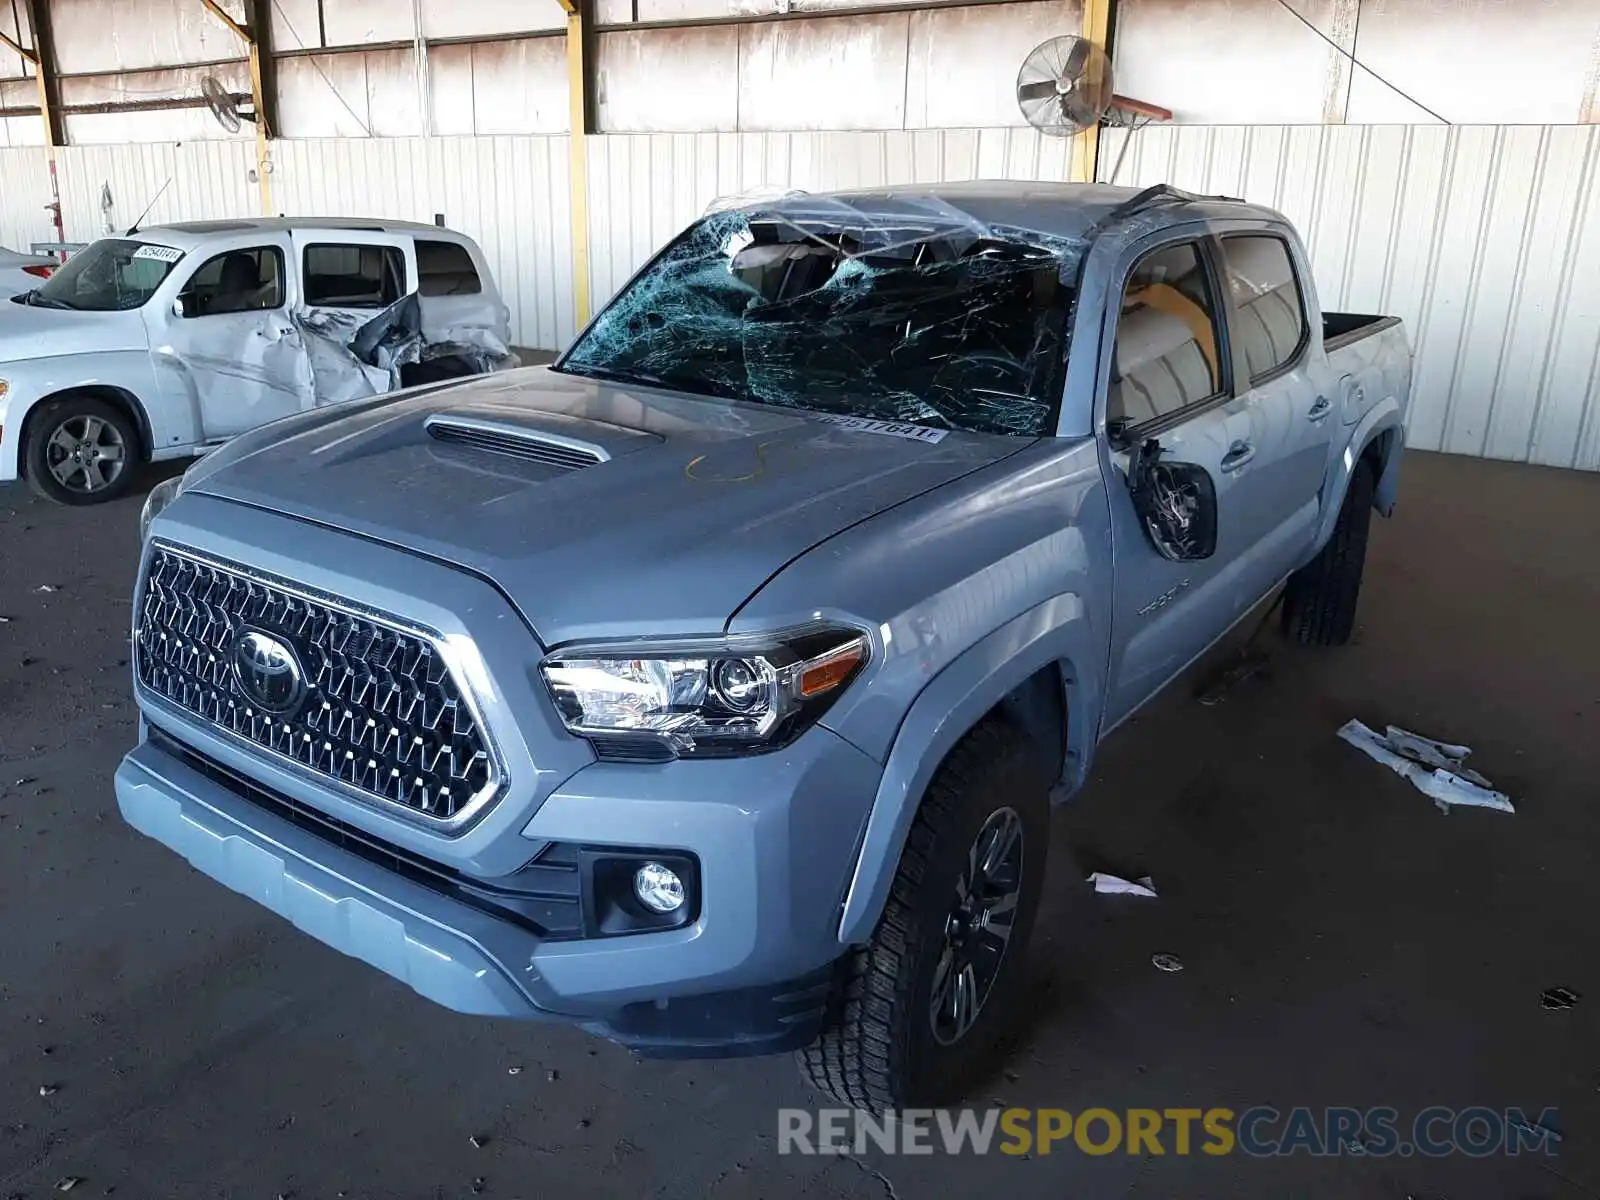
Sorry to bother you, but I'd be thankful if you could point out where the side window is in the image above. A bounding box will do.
[303,243,405,308]
[1220,235,1308,381]
[1108,241,1226,431]
[417,240,482,296]
[181,247,285,317]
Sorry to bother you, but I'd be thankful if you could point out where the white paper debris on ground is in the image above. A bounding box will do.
[1087,872,1159,898]
[1338,719,1515,814]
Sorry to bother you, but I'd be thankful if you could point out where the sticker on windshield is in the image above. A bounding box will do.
[813,414,948,444]
[132,244,184,263]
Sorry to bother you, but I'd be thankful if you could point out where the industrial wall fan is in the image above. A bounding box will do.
[1015,35,1115,137]
[201,74,256,134]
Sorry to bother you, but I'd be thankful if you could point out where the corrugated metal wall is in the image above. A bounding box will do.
[52,142,258,235]
[269,138,575,351]
[0,148,53,251]
[1101,123,1600,471]
[585,128,1078,300]
[3,125,1597,470]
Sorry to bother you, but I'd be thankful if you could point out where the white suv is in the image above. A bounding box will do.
[0,218,516,504]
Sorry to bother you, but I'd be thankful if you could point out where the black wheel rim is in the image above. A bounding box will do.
[45,414,127,494]
[929,806,1024,1046]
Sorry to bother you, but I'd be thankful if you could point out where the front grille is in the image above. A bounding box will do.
[135,544,502,829]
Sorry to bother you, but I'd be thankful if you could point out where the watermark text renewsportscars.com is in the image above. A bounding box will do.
[778,1106,1562,1158]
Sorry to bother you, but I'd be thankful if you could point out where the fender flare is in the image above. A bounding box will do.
[1311,400,1405,553]
[834,592,1100,945]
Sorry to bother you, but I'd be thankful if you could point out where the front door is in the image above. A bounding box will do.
[1100,235,1264,728]
[165,239,312,441]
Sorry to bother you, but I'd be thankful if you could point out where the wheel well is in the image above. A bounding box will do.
[18,386,152,477]
[992,662,1067,783]
[1360,429,1391,476]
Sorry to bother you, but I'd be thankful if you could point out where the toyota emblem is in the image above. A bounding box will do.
[232,628,307,716]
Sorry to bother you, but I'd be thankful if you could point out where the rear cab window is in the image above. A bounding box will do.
[1219,234,1308,382]
[417,240,482,296]
[303,243,406,308]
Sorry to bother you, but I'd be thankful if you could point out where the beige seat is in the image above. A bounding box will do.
[1109,304,1215,425]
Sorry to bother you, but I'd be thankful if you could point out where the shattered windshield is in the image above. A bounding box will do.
[29,238,183,311]
[558,199,1082,437]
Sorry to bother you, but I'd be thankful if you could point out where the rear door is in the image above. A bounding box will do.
[1214,231,1337,573]
[288,229,417,403]
[1100,234,1262,728]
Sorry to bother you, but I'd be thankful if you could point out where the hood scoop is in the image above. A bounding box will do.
[424,413,611,471]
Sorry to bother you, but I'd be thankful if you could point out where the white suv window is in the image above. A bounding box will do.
[417,240,482,296]
[303,243,405,308]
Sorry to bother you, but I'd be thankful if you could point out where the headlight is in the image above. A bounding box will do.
[139,475,182,542]
[541,626,868,758]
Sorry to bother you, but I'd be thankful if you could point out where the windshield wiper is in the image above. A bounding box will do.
[556,363,673,391]
[13,290,74,310]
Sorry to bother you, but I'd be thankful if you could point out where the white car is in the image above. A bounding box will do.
[0,218,516,504]
[0,245,59,300]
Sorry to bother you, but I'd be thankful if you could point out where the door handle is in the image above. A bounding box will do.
[1308,395,1333,421]
[1220,440,1256,473]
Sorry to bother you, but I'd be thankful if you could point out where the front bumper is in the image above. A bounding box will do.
[116,717,881,1056]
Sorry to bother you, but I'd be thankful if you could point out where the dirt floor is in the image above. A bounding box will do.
[0,448,1597,1199]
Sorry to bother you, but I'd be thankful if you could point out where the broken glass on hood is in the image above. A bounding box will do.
[558,195,1086,438]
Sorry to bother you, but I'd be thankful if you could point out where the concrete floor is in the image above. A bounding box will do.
[0,449,1596,1199]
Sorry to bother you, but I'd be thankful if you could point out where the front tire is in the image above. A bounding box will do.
[24,396,139,505]
[1281,457,1376,646]
[798,719,1048,1112]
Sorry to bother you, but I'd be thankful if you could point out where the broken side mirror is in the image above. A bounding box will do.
[1127,438,1218,562]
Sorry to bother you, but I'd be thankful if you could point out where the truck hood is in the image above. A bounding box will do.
[0,301,148,361]
[189,367,1030,645]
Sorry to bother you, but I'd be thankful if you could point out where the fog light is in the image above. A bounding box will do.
[633,861,685,914]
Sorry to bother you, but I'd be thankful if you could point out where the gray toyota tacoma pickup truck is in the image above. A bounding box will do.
[120,182,1410,1112]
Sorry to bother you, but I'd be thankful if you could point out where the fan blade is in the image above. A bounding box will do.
[1017,79,1059,103]
[1059,93,1102,130]
[1063,37,1091,79]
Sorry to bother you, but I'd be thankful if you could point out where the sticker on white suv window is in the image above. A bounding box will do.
[813,414,948,444]
[132,244,184,263]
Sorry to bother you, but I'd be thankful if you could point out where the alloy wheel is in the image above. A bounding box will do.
[929,805,1024,1046]
[46,414,127,494]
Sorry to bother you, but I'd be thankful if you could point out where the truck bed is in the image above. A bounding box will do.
[1324,312,1402,354]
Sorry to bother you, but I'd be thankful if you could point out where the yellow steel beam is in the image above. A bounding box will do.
[198,0,249,41]
[0,27,35,63]
[1071,0,1114,183]
[197,0,274,215]
[19,0,62,146]
[566,1,592,326]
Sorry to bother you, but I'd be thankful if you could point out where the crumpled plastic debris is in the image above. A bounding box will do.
[1087,872,1158,898]
[1337,719,1514,814]
[1541,986,1580,1011]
